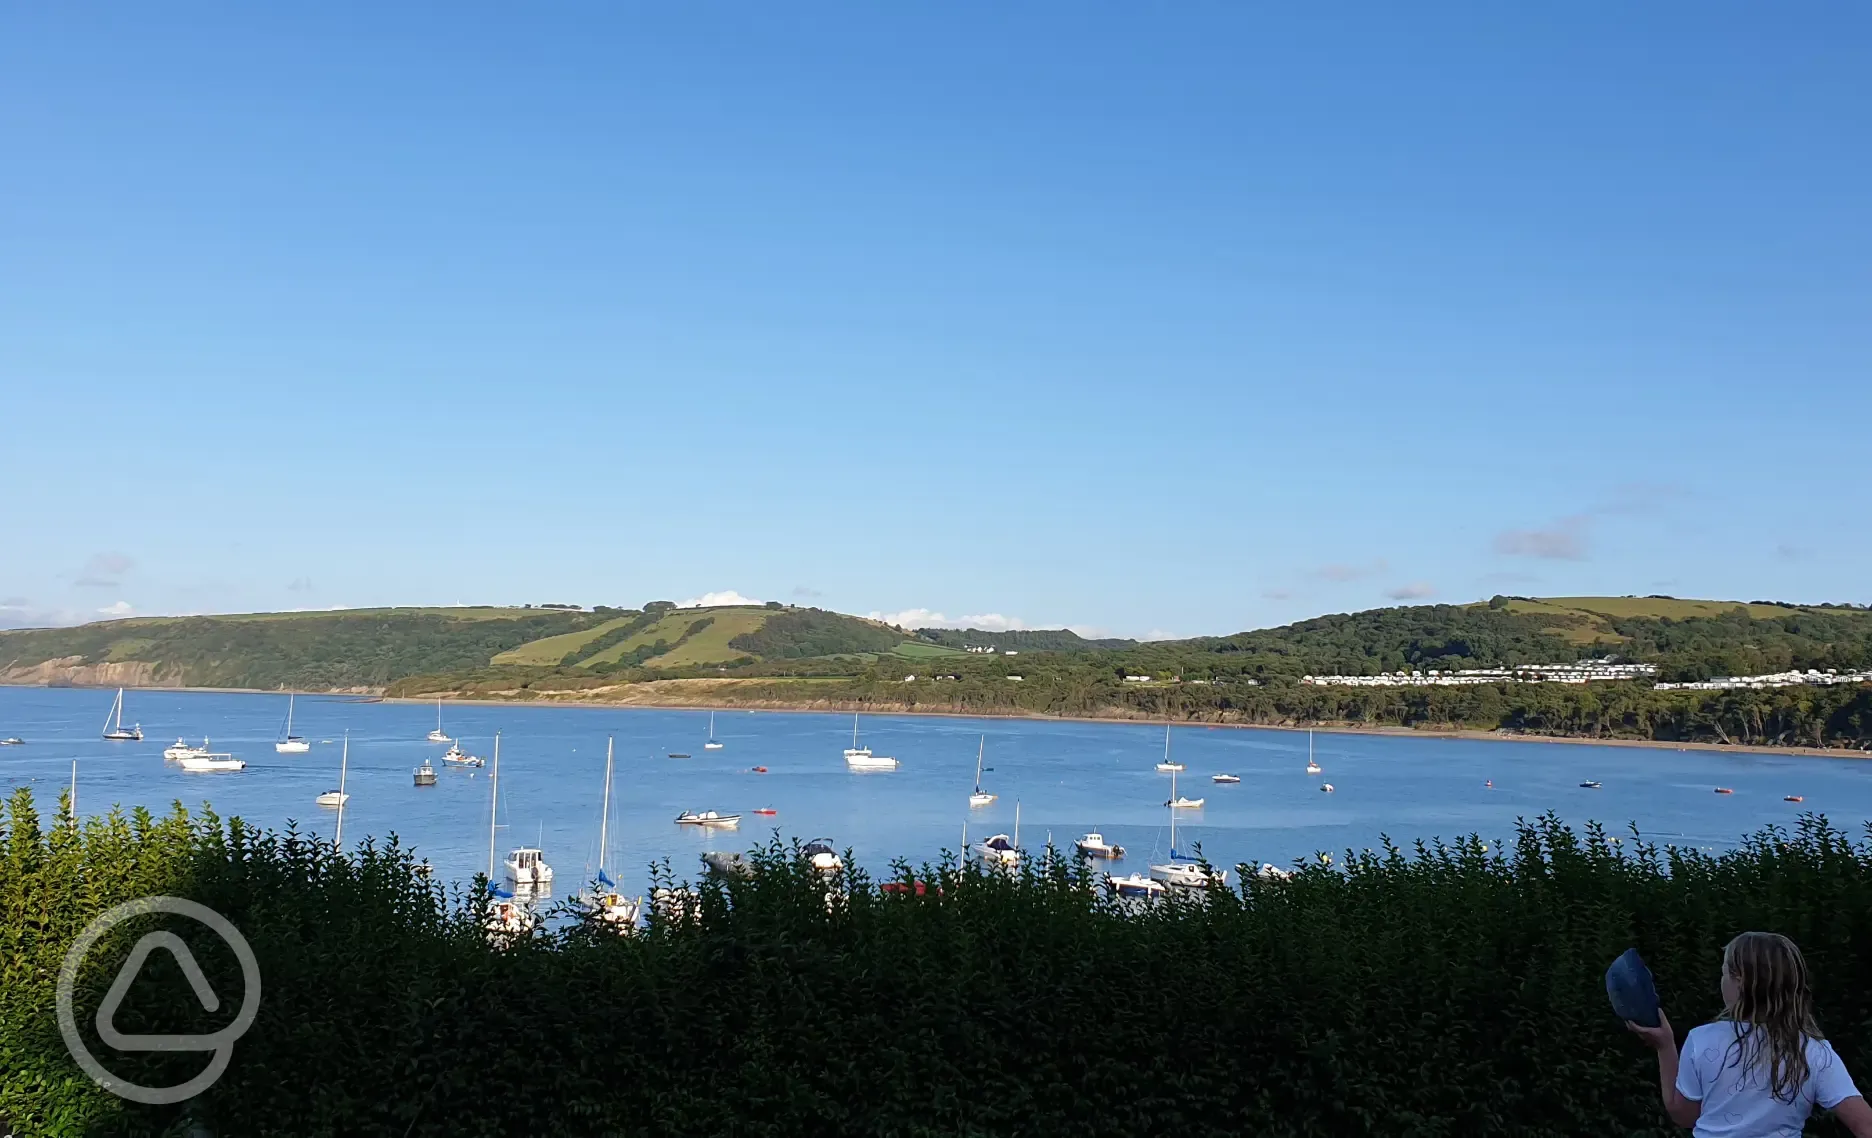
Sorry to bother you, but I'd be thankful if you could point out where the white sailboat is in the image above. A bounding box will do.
[427,698,451,744]
[1306,730,1322,775]
[1150,771,1227,889]
[316,734,350,808]
[483,733,537,941]
[843,712,899,770]
[1164,768,1204,809]
[968,735,996,807]
[101,688,142,741]
[276,693,310,753]
[1153,724,1183,772]
[588,737,641,928]
[703,711,724,750]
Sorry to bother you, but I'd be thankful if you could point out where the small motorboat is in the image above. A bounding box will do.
[1714,787,1734,795]
[1211,773,1241,784]
[179,754,245,772]
[752,807,778,816]
[1579,781,1602,789]
[442,742,484,767]
[1252,863,1294,881]
[973,833,1020,869]
[0,737,24,746]
[1485,780,1493,788]
[1106,872,1166,899]
[882,879,936,896]
[1167,796,1206,809]
[751,765,768,773]
[1785,795,1805,803]
[675,810,741,827]
[504,847,554,887]
[315,790,349,808]
[669,752,692,759]
[163,738,210,761]
[701,851,753,878]
[1075,832,1124,859]
[1318,783,1335,794]
[801,838,843,873]
[413,760,437,786]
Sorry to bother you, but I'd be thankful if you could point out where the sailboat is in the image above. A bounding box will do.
[101,688,142,741]
[316,734,350,807]
[1154,724,1183,772]
[973,800,1022,871]
[843,712,899,770]
[704,712,724,750]
[968,735,996,807]
[427,698,451,744]
[588,738,641,928]
[1150,772,1227,889]
[276,693,310,753]
[1305,730,1322,775]
[483,733,538,942]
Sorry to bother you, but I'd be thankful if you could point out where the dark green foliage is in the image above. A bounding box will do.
[0,610,596,692]
[1186,604,1592,673]
[10,791,1872,1136]
[911,627,1138,652]
[727,608,903,659]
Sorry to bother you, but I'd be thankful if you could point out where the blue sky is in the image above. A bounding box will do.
[3,4,1868,639]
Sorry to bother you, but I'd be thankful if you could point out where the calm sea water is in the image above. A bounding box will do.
[6,687,1871,896]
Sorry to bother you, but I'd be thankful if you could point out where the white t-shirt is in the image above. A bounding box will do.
[1676,1022,1861,1137]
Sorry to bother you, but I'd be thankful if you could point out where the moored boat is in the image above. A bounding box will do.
[1306,730,1322,775]
[179,753,245,772]
[101,688,142,741]
[968,735,996,806]
[675,810,741,827]
[1168,795,1205,809]
[413,760,437,786]
[504,846,554,887]
[1106,872,1166,899]
[1075,832,1124,859]
[704,712,724,750]
[275,692,311,753]
[442,741,485,767]
[801,837,843,873]
[1785,795,1804,803]
[1154,724,1184,772]
[1714,787,1734,795]
[1211,773,1241,784]
[1579,780,1602,789]
[163,737,210,761]
[427,697,451,743]
[1319,783,1335,794]
[843,713,900,770]
[0,737,21,746]
[315,790,349,807]
[753,807,777,815]
[1150,770,1227,889]
[702,850,753,878]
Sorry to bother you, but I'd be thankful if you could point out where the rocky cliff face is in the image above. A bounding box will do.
[0,657,166,688]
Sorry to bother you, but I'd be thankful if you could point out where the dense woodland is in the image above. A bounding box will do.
[9,790,1872,1136]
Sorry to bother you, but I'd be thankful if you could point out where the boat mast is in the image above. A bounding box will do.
[487,732,501,881]
[286,692,295,737]
[851,712,859,750]
[1014,799,1021,851]
[436,697,443,733]
[598,737,613,883]
[1169,768,1178,855]
[70,759,77,828]
[973,735,985,793]
[708,712,715,742]
[335,733,349,847]
[1164,722,1171,764]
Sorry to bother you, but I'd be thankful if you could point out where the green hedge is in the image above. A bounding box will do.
[6,786,1872,1136]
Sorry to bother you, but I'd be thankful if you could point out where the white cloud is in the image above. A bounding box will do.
[1494,516,1589,560]
[678,590,764,608]
[96,601,134,618]
[1385,582,1437,600]
[869,608,1027,632]
[1141,629,1177,642]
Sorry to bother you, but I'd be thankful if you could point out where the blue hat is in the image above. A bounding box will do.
[1606,947,1661,1027]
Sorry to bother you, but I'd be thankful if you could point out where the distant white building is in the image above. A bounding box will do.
[1655,668,1872,691]
[1123,675,1152,683]
[1301,660,1659,688]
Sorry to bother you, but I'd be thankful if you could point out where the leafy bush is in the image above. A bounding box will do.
[9,787,1872,1136]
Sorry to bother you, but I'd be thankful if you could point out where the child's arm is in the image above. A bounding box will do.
[1833,1095,1872,1138]
[1628,1011,1701,1129]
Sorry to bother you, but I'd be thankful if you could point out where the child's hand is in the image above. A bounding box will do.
[1626,1009,1676,1052]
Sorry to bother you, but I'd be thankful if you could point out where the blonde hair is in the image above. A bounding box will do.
[1720,931,1823,1102]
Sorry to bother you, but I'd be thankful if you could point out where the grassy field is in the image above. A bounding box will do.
[492,615,635,665]
[890,640,970,659]
[1489,596,1830,647]
[644,608,772,667]
[577,608,759,667]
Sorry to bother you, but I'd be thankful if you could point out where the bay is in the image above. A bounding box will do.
[5,686,1871,897]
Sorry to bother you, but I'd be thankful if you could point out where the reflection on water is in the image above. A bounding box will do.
[4,687,1870,895]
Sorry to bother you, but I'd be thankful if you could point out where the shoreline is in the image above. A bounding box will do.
[4,679,1858,760]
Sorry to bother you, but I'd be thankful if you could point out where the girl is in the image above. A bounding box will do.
[1630,931,1872,1136]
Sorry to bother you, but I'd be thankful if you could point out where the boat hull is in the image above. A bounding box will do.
[276,740,311,754]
